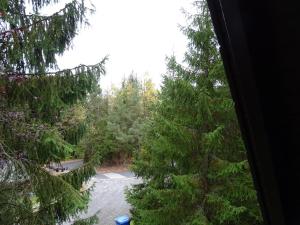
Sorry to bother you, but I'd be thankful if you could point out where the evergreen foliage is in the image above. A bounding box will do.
[80,74,156,164]
[72,215,99,225]
[0,0,106,224]
[127,1,262,225]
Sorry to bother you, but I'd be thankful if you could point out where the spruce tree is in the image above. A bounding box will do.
[0,0,106,224]
[127,1,262,225]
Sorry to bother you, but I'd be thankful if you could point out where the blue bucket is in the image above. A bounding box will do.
[115,215,131,225]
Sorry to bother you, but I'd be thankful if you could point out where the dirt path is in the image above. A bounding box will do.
[96,164,130,173]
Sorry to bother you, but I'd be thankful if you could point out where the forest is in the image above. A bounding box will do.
[0,0,262,225]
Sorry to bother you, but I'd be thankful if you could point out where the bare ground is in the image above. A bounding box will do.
[96,164,130,173]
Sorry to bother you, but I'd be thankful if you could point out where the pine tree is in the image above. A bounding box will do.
[81,74,157,164]
[80,89,114,163]
[127,1,262,225]
[108,75,144,161]
[0,0,106,224]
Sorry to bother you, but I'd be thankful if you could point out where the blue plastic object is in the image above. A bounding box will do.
[115,215,130,225]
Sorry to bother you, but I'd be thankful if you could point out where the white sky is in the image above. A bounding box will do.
[46,0,194,90]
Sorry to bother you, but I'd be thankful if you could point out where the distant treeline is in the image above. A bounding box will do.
[79,74,156,164]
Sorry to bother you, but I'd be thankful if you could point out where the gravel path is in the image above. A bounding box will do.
[64,171,141,225]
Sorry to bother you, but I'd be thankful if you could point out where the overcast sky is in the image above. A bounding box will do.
[47,0,194,90]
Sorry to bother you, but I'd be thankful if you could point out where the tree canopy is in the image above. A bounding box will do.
[127,1,262,224]
[0,0,106,224]
[0,1,263,224]
[81,74,156,164]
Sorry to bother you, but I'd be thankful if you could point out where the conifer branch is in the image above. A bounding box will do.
[1,56,108,78]
[0,0,90,37]
[0,0,105,222]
